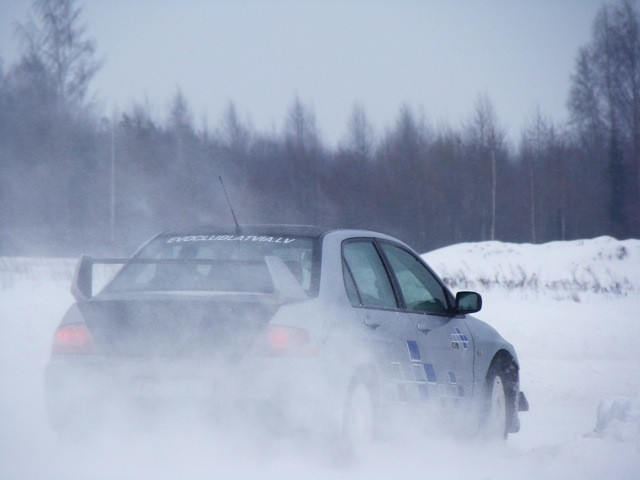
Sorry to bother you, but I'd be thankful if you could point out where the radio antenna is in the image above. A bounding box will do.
[218,176,240,232]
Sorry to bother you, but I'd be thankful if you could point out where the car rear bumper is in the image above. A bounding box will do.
[45,354,346,434]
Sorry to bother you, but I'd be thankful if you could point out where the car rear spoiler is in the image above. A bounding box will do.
[71,254,307,303]
[71,255,121,301]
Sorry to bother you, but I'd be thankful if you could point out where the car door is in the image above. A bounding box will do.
[377,241,475,410]
[341,239,427,406]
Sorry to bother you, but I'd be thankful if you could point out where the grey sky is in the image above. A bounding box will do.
[0,0,604,146]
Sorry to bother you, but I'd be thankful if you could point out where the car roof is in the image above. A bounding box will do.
[162,224,330,238]
[159,224,408,246]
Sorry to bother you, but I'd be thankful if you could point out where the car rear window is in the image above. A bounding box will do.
[104,234,317,295]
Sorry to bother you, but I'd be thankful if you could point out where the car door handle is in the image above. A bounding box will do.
[364,316,380,329]
[417,321,431,333]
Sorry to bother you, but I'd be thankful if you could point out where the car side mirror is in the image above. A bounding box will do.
[455,291,482,314]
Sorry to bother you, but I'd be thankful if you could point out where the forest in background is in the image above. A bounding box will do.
[1,0,639,257]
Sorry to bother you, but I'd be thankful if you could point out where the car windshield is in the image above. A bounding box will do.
[104,234,318,295]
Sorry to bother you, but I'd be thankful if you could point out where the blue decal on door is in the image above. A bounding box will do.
[451,327,469,350]
[423,363,437,383]
[406,340,420,361]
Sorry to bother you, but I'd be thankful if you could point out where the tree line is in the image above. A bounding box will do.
[1,0,639,257]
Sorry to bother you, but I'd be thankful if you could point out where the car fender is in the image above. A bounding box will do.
[464,315,520,394]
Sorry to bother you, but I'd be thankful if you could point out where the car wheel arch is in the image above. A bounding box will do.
[345,364,379,398]
[343,365,380,420]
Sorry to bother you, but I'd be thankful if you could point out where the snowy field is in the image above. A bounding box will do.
[1,236,639,479]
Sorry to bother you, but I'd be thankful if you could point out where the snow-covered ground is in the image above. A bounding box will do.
[1,236,639,479]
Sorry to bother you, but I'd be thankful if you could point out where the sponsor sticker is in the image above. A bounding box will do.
[166,235,297,244]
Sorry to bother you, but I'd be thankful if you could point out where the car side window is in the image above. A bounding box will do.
[342,241,397,309]
[380,242,450,314]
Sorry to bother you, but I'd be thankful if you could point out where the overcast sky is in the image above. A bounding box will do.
[0,0,604,146]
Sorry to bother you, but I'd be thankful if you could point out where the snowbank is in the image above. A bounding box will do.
[0,256,76,290]
[592,396,640,446]
[0,256,119,291]
[424,236,640,299]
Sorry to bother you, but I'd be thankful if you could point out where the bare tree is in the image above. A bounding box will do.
[328,104,376,228]
[220,102,251,155]
[167,89,194,175]
[465,95,506,240]
[520,109,572,242]
[342,103,375,162]
[568,47,606,154]
[569,0,640,236]
[520,108,550,243]
[377,106,430,245]
[15,0,102,108]
[284,97,323,223]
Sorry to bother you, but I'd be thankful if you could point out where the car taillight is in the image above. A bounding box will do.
[262,325,318,356]
[51,323,97,354]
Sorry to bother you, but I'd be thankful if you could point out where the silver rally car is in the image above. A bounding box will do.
[46,225,528,443]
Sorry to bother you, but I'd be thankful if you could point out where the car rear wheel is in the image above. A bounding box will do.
[341,382,376,458]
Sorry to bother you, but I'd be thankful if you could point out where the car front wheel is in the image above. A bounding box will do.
[480,360,514,441]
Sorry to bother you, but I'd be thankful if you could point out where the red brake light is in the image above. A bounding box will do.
[267,326,293,349]
[263,325,317,356]
[52,323,96,354]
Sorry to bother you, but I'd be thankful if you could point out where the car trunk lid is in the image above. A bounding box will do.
[79,293,280,359]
